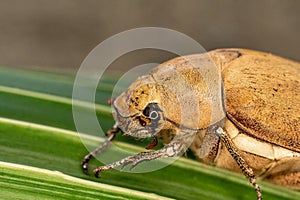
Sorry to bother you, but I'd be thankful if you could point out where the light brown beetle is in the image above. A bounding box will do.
[82,49,300,200]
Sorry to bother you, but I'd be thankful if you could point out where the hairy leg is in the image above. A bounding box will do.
[81,123,119,173]
[216,127,262,200]
[93,139,185,177]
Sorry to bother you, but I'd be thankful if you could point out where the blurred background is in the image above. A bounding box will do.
[0,0,299,71]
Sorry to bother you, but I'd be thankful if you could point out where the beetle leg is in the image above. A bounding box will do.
[81,123,119,173]
[93,140,185,177]
[199,125,220,163]
[216,127,262,200]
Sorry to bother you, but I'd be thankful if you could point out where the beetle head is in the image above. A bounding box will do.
[112,75,166,138]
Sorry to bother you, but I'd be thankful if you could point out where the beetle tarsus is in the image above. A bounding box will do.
[81,162,89,174]
[250,177,262,200]
[94,168,101,178]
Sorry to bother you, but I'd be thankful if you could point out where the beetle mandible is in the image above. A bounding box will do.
[82,49,300,200]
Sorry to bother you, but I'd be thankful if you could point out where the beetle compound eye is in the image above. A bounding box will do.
[143,103,161,119]
[149,111,159,120]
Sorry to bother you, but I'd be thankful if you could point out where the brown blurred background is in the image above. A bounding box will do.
[0,0,299,71]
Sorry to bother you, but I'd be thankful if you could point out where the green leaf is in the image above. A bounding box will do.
[0,162,171,200]
[0,66,299,200]
[1,118,299,200]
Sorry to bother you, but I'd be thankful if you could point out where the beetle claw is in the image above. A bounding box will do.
[94,169,101,178]
[81,162,89,174]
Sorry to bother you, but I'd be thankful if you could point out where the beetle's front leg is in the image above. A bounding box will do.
[81,123,120,173]
[93,140,185,177]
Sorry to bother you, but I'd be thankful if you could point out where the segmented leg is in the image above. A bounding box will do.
[93,140,185,177]
[81,123,119,173]
[216,127,262,200]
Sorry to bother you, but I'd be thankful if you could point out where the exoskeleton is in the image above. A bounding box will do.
[82,49,300,200]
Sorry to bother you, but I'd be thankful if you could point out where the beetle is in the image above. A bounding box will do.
[81,49,300,200]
